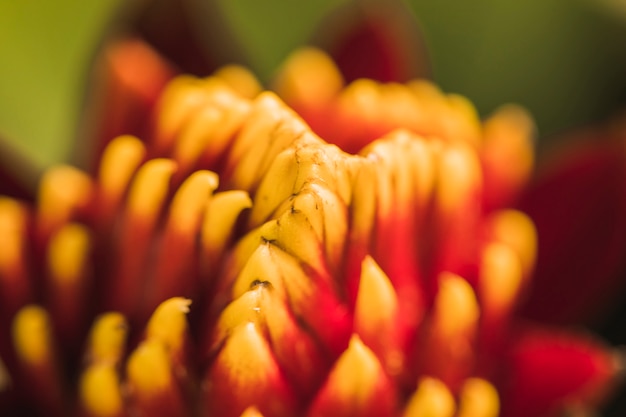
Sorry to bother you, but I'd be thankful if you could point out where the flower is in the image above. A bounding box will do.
[0,2,624,417]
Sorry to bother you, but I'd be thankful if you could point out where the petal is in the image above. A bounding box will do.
[310,0,430,82]
[77,37,176,171]
[500,325,622,417]
[307,334,398,417]
[518,130,626,324]
[202,321,297,417]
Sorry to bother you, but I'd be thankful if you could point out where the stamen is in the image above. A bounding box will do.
[239,406,265,417]
[126,159,177,221]
[433,273,479,340]
[201,190,252,272]
[154,75,236,154]
[435,142,481,213]
[480,242,523,314]
[273,47,344,108]
[37,165,92,237]
[457,378,500,417]
[97,135,146,221]
[481,105,535,210]
[403,377,455,417]
[13,305,53,366]
[486,209,537,278]
[172,93,250,177]
[12,305,66,414]
[108,158,175,314]
[146,297,191,354]
[0,197,31,311]
[423,273,479,388]
[172,106,223,174]
[168,170,218,235]
[47,223,90,287]
[444,94,482,148]
[146,171,217,309]
[79,363,123,417]
[214,64,262,99]
[127,339,173,395]
[47,223,92,345]
[126,339,188,417]
[86,312,128,365]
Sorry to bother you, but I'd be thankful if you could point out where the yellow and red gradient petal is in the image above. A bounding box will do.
[359,130,432,316]
[480,105,535,212]
[518,131,626,325]
[80,38,175,170]
[46,223,93,350]
[402,377,455,417]
[203,321,297,417]
[0,198,33,319]
[307,334,398,417]
[126,339,188,417]
[105,158,176,318]
[354,256,410,380]
[79,362,125,417]
[143,171,217,314]
[209,281,330,399]
[12,306,67,417]
[229,240,351,359]
[36,165,93,245]
[419,273,480,391]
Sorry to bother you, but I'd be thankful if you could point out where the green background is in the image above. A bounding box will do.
[1,0,625,169]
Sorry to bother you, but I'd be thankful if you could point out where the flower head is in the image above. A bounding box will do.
[0,2,623,417]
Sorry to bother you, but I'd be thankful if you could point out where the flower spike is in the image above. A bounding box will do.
[0,14,623,416]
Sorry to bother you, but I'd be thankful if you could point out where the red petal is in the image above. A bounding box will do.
[77,37,176,172]
[500,325,621,417]
[311,0,430,83]
[518,130,626,324]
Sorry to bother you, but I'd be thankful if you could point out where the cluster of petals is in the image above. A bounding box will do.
[0,3,624,415]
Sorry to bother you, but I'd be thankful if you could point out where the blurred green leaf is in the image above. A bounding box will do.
[0,0,121,168]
